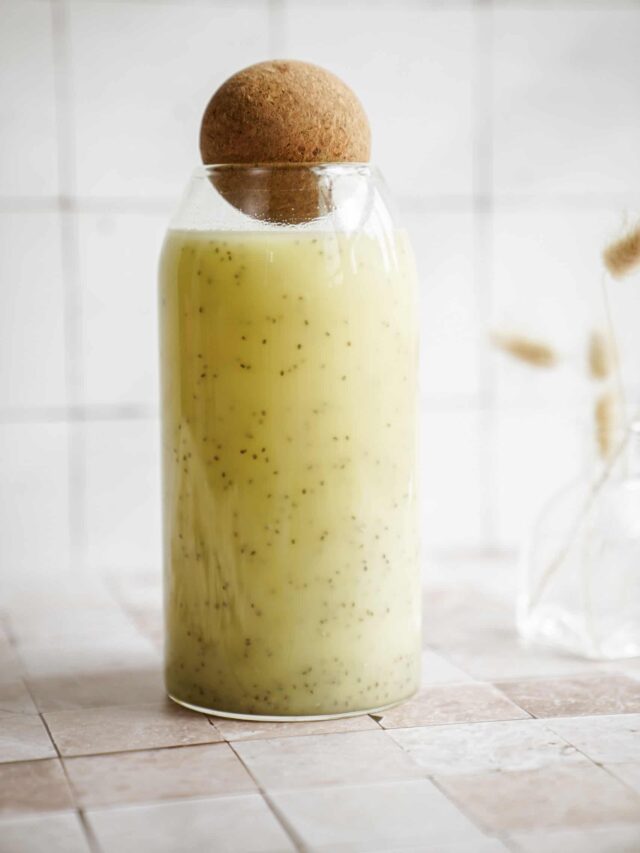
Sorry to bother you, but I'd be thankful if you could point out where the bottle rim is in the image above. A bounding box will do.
[196,162,377,178]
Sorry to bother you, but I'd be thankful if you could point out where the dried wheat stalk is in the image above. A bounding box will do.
[491,331,559,368]
[603,223,640,279]
[587,330,614,381]
[594,390,618,460]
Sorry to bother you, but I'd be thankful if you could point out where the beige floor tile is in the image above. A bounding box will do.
[4,582,117,626]
[607,763,640,796]
[64,743,255,807]
[270,779,492,852]
[545,714,640,764]
[375,683,529,729]
[87,793,294,853]
[507,824,640,853]
[9,607,143,648]
[44,702,221,756]
[0,760,74,816]
[233,730,423,791]
[0,811,90,853]
[0,645,37,715]
[436,765,640,832]
[26,665,165,712]
[616,658,640,682]
[212,713,380,743]
[0,677,37,716]
[389,719,587,776]
[18,637,159,680]
[446,645,606,681]
[387,843,508,853]
[495,674,640,718]
[0,711,56,763]
[420,649,476,686]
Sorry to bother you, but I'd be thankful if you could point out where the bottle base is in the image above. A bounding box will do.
[167,689,417,723]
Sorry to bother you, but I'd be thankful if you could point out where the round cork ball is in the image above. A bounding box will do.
[199,60,371,166]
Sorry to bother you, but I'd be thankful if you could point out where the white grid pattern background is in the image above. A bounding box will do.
[1,0,640,585]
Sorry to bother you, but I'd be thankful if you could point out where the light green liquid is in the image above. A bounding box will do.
[159,228,420,717]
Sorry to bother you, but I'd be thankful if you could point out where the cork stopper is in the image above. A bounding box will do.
[199,60,371,224]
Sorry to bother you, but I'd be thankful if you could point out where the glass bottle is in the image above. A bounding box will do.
[519,420,640,660]
[158,164,421,720]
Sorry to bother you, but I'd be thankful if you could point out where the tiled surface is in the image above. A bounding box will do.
[419,409,485,551]
[608,763,640,797]
[0,711,57,764]
[0,1,58,197]
[86,795,295,853]
[233,731,424,791]
[4,0,640,845]
[0,760,74,816]
[26,665,165,713]
[76,212,165,408]
[387,719,586,776]
[0,812,90,853]
[436,765,640,832]
[270,779,492,852]
[545,713,640,765]
[212,712,380,743]
[0,213,66,409]
[1,562,640,849]
[492,10,640,197]
[375,682,529,729]
[83,419,161,574]
[44,702,223,756]
[496,674,640,718]
[0,424,70,587]
[65,743,255,808]
[406,208,481,400]
[68,1,270,199]
[506,825,640,853]
[420,648,476,685]
[285,4,474,198]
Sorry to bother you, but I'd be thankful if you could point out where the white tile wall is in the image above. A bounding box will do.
[0,424,70,584]
[420,409,485,550]
[491,207,622,409]
[1,0,639,583]
[0,213,67,409]
[0,0,58,197]
[83,419,161,574]
[492,407,583,550]
[68,0,270,199]
[76,212,165,407]
[405,208,481,400]
[493,8,640,198]
[284,2,475,199]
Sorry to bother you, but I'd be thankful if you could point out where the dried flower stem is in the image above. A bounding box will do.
[528,419,631,611]
[529,266,626,612]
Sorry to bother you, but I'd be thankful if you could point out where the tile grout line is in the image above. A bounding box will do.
[539,716,640,803]
[430,774,502,838]
[225,740,307,852]
[386,727,502,840]
[37,708,103,853]
[50,0,87,574]
[472,0,498,550]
